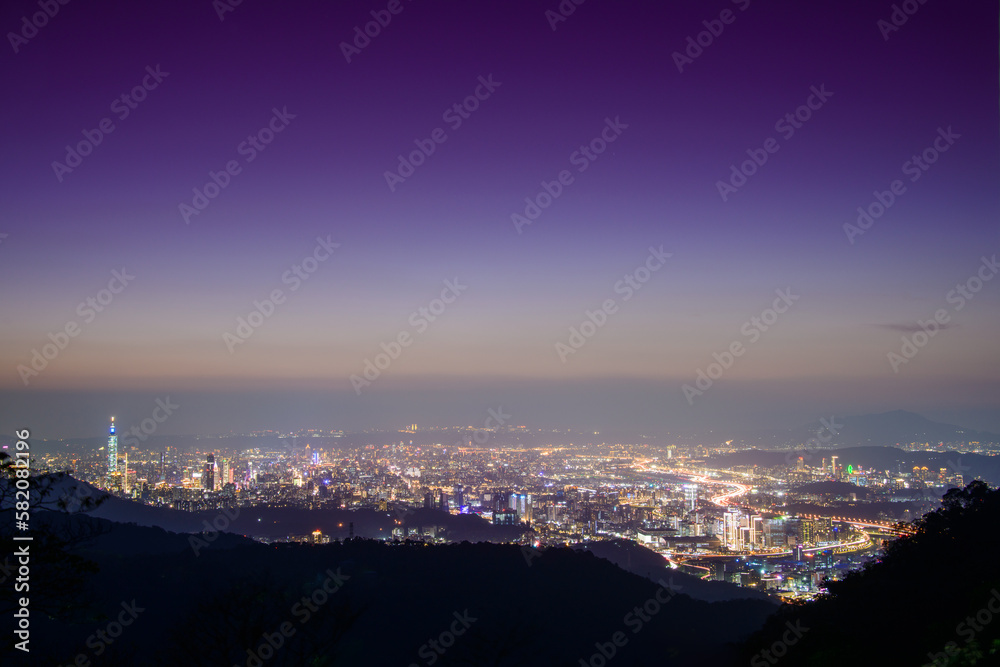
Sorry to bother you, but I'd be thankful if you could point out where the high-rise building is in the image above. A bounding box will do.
[799,518,815,544]
[107,417,118,474]
[683,484,698,512]
[510,493,531,521]
[204,453,215,491]
[723,508,743,551]
[749,515,763,547]
[122,452,130,493]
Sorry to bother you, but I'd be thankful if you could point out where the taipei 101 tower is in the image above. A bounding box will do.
[107,417,118,474]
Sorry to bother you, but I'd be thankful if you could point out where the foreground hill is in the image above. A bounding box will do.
[574,539,774,603]
[0,510,776,666]
[742,481,1000,666]
[41,475,526,543]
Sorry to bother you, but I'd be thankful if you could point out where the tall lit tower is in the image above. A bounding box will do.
[107,417,118,473]
[204,453,215,491]
[683,484,698,512]
[723,507,742,551]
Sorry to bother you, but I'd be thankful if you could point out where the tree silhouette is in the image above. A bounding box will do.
[0,452,110,620]
[741,481,1000,666]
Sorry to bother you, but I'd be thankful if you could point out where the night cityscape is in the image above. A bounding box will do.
[1,0,998,665]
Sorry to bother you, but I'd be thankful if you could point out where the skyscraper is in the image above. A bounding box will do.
[510,493,531,521]
[683,484,698,512]
[107,417,118,474]
[749,515,763,547]
[723,507,743,551]
[204,453,215,491]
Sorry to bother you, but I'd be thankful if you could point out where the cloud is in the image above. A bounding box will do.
[877,323,955,334]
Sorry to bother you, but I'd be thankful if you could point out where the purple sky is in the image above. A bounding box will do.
[1,0,997,438]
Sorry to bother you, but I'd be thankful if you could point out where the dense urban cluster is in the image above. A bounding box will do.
[34,418,992,600]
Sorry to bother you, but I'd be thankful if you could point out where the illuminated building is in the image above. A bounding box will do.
[493,508,518,526]
[723,507,742,551]
[204,453,215,491]
[799,518,815,544]
[749,515,763,547]
[510,493,531,521]
[122,452,130,493]
[683,484,698,512]
[107,417,118,473]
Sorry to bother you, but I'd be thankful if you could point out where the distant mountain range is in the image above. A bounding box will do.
[793,410,1000,447]
[711,446,999,486]
[728,410,1000,449]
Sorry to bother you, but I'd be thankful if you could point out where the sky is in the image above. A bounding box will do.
[1,0,997,439]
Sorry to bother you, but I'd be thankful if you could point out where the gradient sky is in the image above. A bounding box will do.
[1,0,997,438]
